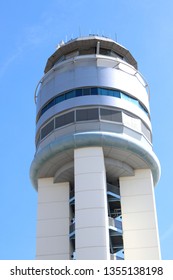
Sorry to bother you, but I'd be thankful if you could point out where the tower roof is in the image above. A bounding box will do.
[44,35,137,73]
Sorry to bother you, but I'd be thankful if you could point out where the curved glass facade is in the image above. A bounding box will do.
[36,87,149,122]
[36,107,152,147]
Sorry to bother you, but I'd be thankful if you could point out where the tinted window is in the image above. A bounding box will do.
[88,108,99,120]
[55,111,74,128]
[91,87,98,95]
[55,94,65,104]
[76,108,99,121]
[76,89,82,96]
[41,119,54,139]
[100,108,122,122]
[65,90,75,100]
[37,87,149,122]
[83,88,90,95]
[76,109,88,121]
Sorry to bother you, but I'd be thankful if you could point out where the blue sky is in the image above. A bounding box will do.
[0,0,173,260]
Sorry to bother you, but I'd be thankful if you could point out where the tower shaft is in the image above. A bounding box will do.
[30,35,161,260]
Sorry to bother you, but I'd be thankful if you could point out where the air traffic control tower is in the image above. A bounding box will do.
[30,35,161,260]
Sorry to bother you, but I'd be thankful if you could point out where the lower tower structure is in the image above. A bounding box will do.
[30,35,161,260]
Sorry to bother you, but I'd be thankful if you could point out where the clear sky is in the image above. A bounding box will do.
[0,0,172,260]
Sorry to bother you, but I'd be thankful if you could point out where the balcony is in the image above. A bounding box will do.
[108,186,124,258]
[109,216,122,233]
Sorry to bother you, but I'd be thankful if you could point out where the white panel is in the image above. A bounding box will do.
[75,190,105,210]
[36,254,69,260]
[120,169,161,260]
[76,247,109,260]
[76,208,108,228]
[75,172,106,192]
[120,169,153,196]
[122,211,157,230]
[123,229,159,249]
[124,247,160,260]
[36,236,69,255]
[37,201,69,220]
[76,227,108,248]
[36,179,70,259]
[38,177,54,188]
[74,147,110,259]
[75,156,105,174]
[121,194,154,214]
[38,179,69,203]
[37,218,69,237]
[75,146,103,158]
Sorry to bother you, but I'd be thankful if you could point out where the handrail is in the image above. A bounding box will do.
[109,217,122,231]
[34,77,43,104]
[34,54,150,105]
[115,59,150,97]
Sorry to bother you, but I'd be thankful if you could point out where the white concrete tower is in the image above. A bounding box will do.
[30,35,161,260]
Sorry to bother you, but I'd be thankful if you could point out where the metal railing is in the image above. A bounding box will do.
[109,217,122,231]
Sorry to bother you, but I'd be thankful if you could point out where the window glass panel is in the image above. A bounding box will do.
[100,108,122,122]
[65,90,75,100]
[121,92,138,106]
[79,48,96,55]
[139,102,149,115]
[76,109,88,121]
[76,108,99,121]
[41,119,54,139]
[91,87,98,95]
[55,94,65,104]
[113,90,120,98]
[37,87,149,123]
[111,112,122,122]
[107,90,114,96]
[141,121,152,141]
[100,48,111,56]
[76,89,82,96]
[47,99,55,109]
[83,88,91,95]
[41,107,46,115]
[55,115,64,128]
[100,108,112,121]
[87,108,99,120]
[98,88,106,95]
[64,111,74,124]
[111,51,123,59]
[55,111,74,128]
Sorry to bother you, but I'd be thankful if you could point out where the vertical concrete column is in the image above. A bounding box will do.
[74,147,110,259]
[36,178,70,259]
[120,169,161,260]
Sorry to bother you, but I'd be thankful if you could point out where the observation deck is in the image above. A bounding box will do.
[30,35,161,190]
